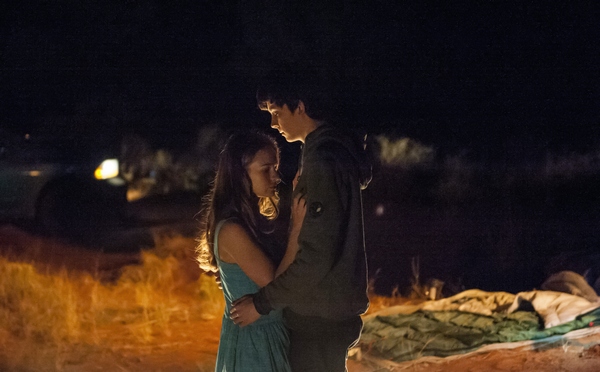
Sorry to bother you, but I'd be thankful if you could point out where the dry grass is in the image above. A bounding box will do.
[366,288,414,315]
[0,227,407,370]
[0,232,224,370]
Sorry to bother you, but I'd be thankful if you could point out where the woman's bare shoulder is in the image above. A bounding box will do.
[217,221,254,261]
[218,220,249,240]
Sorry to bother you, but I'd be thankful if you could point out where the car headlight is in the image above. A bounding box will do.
[94,159,119,180]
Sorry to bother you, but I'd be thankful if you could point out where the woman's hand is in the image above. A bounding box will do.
[290,193,307,237]
[207,270,222,289]
[275,193,306,277]
[292,170,301,190]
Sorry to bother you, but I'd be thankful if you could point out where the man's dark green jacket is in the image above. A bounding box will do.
[254,124,372,320]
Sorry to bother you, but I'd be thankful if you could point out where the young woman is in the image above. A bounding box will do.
[196,131,305,372]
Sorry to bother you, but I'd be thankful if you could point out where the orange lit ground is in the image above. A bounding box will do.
[1,225,600,371]
[3,320,600,371]
[3,319,600,372]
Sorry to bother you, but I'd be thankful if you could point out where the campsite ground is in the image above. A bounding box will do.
[349,337,600,372]
[2,171,600,371]
[1,223,600,371]
[3,316,600,372]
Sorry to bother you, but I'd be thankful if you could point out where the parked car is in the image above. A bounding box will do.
[0,129,128,234]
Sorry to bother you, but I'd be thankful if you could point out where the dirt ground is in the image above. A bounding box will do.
[3,319,600,371]
[2,224,600,371]
[348,333,600,372]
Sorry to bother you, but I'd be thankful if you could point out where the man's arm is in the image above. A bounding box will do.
[232,149,347,325]
[253,146,349,313]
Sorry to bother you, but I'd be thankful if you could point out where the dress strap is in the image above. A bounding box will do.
[213,219,230,263]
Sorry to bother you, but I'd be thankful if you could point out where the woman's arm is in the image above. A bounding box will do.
[219,192,306,287]
[275,193,306,277]
[218,222,276,288]
[229,195,306,327]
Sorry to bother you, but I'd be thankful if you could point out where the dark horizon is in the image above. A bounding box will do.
[2,1,599,163]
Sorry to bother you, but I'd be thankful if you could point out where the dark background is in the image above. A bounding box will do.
[2,1,600,295]
[2,1,599,163]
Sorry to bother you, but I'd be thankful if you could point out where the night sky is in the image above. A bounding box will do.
[2,1,599,164]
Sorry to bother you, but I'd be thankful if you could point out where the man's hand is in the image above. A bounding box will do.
[230,295,261,327]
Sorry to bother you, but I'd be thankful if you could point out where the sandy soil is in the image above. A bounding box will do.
[3,318,600,372]
[2,224,600,371]
[348,333,600,372]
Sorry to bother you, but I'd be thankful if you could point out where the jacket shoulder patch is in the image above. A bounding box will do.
[309,202,324,218]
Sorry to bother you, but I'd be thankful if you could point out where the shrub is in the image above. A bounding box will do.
[120,125,224,200]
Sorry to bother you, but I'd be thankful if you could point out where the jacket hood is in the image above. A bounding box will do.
[304,124,372,190]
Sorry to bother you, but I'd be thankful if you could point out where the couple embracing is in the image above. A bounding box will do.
[196,64,372,372]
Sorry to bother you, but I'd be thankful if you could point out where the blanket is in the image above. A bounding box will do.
[358,289,600,363]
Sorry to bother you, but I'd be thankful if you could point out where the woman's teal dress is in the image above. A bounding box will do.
[214,219,291,372]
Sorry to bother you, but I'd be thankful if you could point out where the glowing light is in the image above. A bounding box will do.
[375,204,385,216]
[28,170,41,177]
[94,159,119,180]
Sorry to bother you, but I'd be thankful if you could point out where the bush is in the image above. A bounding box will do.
[120,125,224,200]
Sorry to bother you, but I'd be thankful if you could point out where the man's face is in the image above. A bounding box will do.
[265,101,304,143]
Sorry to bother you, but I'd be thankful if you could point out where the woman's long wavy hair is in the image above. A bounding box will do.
[196,131,280,272]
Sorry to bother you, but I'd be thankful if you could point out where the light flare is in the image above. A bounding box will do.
[94,159,119,180]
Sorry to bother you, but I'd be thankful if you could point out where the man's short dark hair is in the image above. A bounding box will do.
[256,63,335,122]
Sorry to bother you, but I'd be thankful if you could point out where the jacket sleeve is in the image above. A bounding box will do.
[254,145,349,313]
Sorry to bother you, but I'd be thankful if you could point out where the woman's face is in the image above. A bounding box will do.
[246,147,280,198]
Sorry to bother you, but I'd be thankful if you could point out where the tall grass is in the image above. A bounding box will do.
[0,261,82,343]
[0,233,223,369]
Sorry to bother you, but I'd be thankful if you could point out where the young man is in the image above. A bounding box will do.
[231,65,371,371]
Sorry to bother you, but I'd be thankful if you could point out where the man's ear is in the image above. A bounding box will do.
[296,101,305,115]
